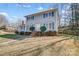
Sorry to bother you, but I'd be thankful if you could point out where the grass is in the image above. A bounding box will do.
[0,34,19,39]
[0,34,17,39]
[0,34,26,40]
[62,34,79,40]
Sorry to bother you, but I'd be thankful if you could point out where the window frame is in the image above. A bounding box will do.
[52,22,54,29]
[52,12,54,17]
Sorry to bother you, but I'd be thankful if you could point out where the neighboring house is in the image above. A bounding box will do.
[24,9,60,32]
[18,20,27,32]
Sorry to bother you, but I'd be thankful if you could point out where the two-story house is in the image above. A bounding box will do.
[24,8,60,32]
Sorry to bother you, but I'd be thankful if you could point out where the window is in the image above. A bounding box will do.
[26,17,29,21]
[26,16,34,21]
[31,16,34,20]
[46,13,48,17]
[49,23,52,29]
[26,16,30,21]
[43,13,48,18]
[52,22,54,29]
[49,13,52,16]
[43,14,45,18]
[52,12,54,16]
[43,12,54,18]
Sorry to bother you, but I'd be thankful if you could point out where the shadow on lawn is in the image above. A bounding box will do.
[0,34,29,40]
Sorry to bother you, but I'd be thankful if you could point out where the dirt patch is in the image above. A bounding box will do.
[0,35,79,56]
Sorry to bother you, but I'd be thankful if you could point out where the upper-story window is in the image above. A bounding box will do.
[31,16,34,20]
[49,13,52,16]
[26,16,30,21]
[43,12,54,18]
[49,12,54,17]
[26,16,34,21]
[52,12,54,16]
[43,14,45,18]
[46,13,48,17]
[43,13,48,18]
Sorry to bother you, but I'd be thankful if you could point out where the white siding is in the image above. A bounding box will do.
[26,9,59,32]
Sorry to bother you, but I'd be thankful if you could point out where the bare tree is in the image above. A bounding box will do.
[0,14,8,29]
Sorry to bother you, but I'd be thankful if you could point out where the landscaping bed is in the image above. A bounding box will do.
[31,31,57,37]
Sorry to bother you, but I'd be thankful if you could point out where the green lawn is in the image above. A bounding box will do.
[0,34,26,40]
[0,34,19,39]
